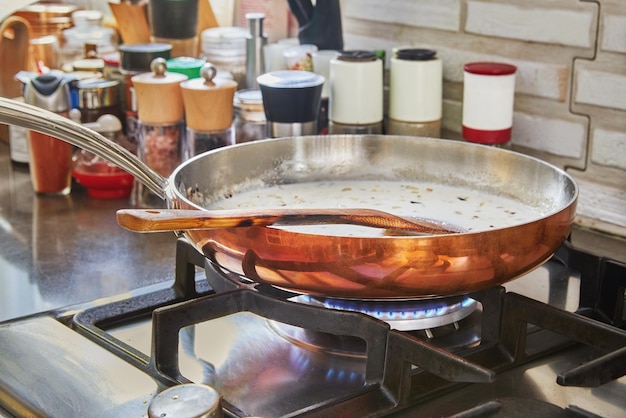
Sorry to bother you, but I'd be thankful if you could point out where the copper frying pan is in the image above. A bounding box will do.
[0,97,577,299]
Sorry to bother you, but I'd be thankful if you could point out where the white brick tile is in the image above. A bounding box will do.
[572,176,626,229]
[511,112,586,158]
[601,14,626,53]
[343,0,461,32]
[465,1,596,48]
[436,48,568,101]
[591,128,626,170]
[575,68,626,111]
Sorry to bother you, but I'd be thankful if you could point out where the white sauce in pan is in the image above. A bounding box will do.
[206,180,543,237]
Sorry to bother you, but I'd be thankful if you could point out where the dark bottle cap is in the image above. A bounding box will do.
[257,70,324,123]
[337,50,377,62]
[395,48,437,61]
[148,0,198,39]
[119,43,172,73]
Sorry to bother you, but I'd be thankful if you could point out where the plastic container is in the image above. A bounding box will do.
[233,89,266,143]
[200,26,248,86]
[71,113,134,199]
[61,10,117,68]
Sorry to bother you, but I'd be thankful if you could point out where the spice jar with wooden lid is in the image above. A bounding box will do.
[180,63,238,159]
[131,58,187,207]
[118,43,172,145]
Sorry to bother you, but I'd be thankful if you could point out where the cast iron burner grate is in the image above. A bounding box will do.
[70,237,626,417]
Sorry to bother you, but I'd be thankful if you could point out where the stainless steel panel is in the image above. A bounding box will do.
[0,316,160,417]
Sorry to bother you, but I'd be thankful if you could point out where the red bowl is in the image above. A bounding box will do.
[72,164,134,199]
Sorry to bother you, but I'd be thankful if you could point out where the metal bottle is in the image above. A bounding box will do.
[245,13,267,89]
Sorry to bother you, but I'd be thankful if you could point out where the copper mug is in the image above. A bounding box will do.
[23,74,74,195]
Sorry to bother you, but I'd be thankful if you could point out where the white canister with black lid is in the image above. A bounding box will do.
[328,50,383,134]
[388,48,442,137]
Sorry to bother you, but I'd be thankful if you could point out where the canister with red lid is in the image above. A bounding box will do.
[462,62,517,145]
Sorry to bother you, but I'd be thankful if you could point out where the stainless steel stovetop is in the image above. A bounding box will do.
[1,230,625,417]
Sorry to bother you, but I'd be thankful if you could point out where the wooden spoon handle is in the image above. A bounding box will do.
[116,208,457,235]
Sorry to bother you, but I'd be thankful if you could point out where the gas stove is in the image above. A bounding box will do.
[1,229,625,417]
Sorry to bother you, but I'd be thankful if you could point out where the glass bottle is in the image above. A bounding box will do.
[233,89,266,143]
[61,10,117,69]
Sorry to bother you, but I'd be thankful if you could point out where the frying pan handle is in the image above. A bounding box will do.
[0,97,168,199]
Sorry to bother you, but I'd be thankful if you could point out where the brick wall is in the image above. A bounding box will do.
[341,0,626,237]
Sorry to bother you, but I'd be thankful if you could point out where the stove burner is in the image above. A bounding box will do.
[292,295,478,332]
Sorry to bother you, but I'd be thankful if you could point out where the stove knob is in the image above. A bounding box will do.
[148,383,223,418]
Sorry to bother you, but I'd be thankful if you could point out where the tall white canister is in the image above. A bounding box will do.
[328,50,383,134]
[388,48,442,137]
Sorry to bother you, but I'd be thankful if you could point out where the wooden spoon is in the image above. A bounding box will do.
[116,208,458,235]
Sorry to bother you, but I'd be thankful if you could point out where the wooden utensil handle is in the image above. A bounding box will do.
[116,208,457,235]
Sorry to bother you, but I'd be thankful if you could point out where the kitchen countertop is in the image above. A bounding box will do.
[0,141,179,322]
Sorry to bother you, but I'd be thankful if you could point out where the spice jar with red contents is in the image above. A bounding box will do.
[131,58,188,207]
[180,63,237,159]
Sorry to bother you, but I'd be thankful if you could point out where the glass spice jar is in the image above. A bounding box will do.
[233,89,266,143]
[137,121,184,177]
[131,58,187,207]
[180,63,237,159]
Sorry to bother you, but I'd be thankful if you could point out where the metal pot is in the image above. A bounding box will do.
[0,98,577,299]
